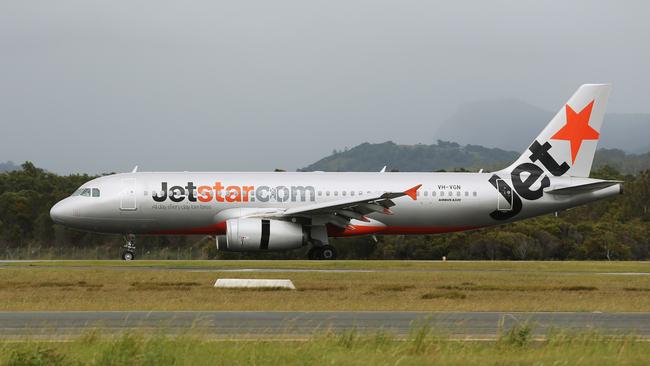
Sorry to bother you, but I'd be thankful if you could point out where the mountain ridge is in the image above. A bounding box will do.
[300,141,650,175]
[433,98,649,153]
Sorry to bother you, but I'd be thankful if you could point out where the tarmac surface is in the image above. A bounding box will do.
[2,261,649,276]
[1,311,649,339]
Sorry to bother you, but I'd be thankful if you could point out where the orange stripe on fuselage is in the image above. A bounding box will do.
[327,224,480,237]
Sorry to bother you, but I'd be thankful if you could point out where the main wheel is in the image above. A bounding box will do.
[320,245,337,260]
[122,251,135,261]
[307,247,321,260]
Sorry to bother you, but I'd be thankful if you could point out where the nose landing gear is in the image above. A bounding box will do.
[122,234,136,261]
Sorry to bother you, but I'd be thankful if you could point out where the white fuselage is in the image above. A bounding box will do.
[49,171,621,237]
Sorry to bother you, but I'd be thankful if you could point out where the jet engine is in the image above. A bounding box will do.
[216,218,307,251]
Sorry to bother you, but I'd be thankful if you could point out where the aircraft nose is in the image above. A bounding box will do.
[50,200,71,224]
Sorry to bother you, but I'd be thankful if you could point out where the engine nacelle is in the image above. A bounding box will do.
[216,218,307,252]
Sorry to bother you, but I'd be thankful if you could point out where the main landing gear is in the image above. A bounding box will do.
[122,234,136,261]
[307,245,337,260]
[306,226,336,260]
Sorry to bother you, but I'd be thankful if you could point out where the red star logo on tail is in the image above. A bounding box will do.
[551,100,599,164]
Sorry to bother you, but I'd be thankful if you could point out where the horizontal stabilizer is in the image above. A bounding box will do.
[544,180,622,195]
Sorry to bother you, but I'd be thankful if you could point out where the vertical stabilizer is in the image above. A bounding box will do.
[504,84,611,178]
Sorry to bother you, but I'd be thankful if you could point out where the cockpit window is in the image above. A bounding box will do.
[73,187,100,197]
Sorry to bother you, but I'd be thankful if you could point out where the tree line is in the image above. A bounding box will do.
[0,162,648,260]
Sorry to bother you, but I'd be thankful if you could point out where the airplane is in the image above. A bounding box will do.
[50,84,621,260]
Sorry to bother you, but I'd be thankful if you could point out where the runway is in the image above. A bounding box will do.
[2,261,648,276]
[1,311,649,339]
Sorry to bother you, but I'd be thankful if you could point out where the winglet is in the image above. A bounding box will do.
[131,165,138,173]
[379,166,387,173]
[404,184,422,200]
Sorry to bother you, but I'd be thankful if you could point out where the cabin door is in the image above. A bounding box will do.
[120,178,137,211]
[496,179,513,211]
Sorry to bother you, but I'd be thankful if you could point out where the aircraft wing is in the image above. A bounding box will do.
[258,184,421,228]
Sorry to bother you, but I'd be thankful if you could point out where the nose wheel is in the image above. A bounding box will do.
[122,250,135,261]
[307,245,337,260]
[122,235,136,261]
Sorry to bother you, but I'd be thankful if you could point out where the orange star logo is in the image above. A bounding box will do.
[551,100,599,164]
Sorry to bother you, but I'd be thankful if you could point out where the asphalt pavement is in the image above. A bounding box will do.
[0,311,648,339]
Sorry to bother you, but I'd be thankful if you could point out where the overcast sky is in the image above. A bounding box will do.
[1,1,648,174]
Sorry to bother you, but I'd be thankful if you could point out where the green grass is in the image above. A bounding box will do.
[1,328,648,366]
[0,261,649,311]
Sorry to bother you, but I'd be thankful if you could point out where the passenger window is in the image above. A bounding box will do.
[334,191,338,196]
[424,191,428,197]
[439,191,444,197]
[92,188,100,197]
[432,191,436,197]
[473,191,477,197]
[318,191,322,196]
[351,191,355,196]
[80,188,91,197]
[456,191,461,197]
[448,191,453,196]
[342,191,346,196]
[326,191,330,196]
[465,191,469,197]
[359,191,363,195]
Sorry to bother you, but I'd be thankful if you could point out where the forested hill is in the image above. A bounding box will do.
[299,141,517,172]
[592,149,650,175]
[299,141,650,175]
